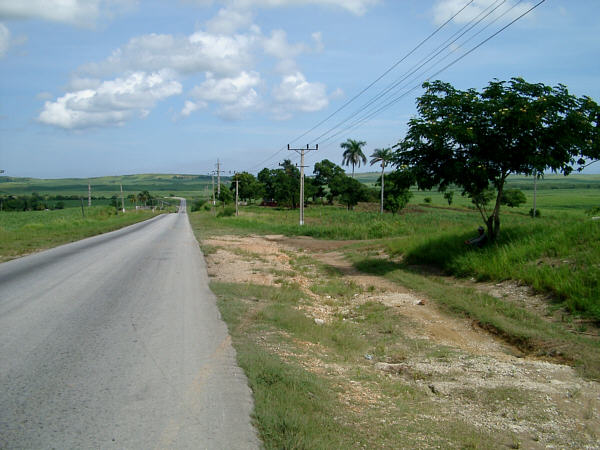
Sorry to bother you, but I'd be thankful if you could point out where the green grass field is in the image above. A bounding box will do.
[0,206,160,262]
[0,173,225,199]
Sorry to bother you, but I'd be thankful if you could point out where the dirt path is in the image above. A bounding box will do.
[203,234,600,448]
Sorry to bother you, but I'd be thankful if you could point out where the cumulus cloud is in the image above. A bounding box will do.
[186,70,261,119]
[432,0,534,25]
[38,70,182,129]
[0,22,9,57]
[271,71,329,119]
[0,0,135,27]
[82,31,258,77]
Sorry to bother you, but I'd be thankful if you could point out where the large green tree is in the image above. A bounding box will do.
[370,147,393,214]
[313,159,346,203]
[395,78,599,239]
[257,160,300,208]
[340,139,367,177]
[230,172,264,203]
[329,174,368,210]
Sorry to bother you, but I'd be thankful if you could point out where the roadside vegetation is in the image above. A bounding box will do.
[189,200,600,447]
[0,205,162,262]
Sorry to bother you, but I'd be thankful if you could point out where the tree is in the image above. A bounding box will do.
[313,159,346,203]
[257,160,300,208]
[501,189,527,208]
[340,139,367,177]
[329,173,368,210]
[395,78,599,240]
[443,190,454,206]
[218,184,233,205]
[370,148,394,214]
[128,194,137,207]
[382,169,413,214]
[230,172,263,203]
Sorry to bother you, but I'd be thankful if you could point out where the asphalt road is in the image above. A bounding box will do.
[0,200,259,449]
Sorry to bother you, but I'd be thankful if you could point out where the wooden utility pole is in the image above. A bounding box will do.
[288,144,318,226]
[88,183,91,207]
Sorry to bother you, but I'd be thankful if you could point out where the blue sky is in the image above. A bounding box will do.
[1,0,599,178]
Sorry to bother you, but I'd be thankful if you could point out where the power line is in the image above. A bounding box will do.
[307,0,542,159]
[309,0,516,147]
[243,0,477,173]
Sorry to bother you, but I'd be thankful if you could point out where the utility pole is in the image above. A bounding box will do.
[234,172,239,217]
[288,144,318,226]
[216,159,221,197]
[120,184,125,213]
[211,172,216,205]
[88,183,91,207]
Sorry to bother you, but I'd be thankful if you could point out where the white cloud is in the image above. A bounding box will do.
[271,71,329,119]
[39,70,182,129]
[0,22,9,57]
[0,0,135,27]
[205,7,253,34]
[187,70,261,119]
[228,0,379,16]
[82,31,258,77]
[432,0,534,25]
[263,29,306,59]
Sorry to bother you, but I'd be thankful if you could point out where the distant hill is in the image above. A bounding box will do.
[0,174,230,197]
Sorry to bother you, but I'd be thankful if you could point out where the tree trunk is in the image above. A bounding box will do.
[380,163,385,214]
[487,177,507,241]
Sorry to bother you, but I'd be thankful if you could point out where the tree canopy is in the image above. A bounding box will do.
[340,139,367,177]
[395,78,599,239]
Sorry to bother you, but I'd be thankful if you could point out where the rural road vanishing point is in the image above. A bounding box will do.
[0,200,259,449]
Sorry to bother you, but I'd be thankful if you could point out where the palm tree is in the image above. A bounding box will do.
[127,194,137,209]
[370,148,393,214]
[340,139,367,178]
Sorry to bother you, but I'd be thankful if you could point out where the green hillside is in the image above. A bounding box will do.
[0,173,231,198]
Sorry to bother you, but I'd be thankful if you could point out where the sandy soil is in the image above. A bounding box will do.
[203,234,600,448]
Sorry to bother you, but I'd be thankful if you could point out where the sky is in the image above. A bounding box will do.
[0,0,599,178]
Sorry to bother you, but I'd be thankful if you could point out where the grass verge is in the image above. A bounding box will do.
[0,206,160,262]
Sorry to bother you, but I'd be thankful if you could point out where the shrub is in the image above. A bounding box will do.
[424,197,432,204]
[191,199,207,212]
[529,208,541,217]
[501,189,527,208]
[217,205,236,217]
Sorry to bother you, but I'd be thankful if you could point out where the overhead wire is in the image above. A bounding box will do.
[308,0,511,147]
[311,0,526,151]
[242,0,477,173]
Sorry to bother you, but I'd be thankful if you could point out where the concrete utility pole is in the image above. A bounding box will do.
[288,144,318,226]
[211,172,216,205]
[216,159,221,197]
[234,172,239,217]
[120,184,125,213]
[88,183,91,207]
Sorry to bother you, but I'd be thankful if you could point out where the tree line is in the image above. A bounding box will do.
[224,77,598,241]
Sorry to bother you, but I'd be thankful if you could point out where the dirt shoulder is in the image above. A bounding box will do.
[203,233,599,448]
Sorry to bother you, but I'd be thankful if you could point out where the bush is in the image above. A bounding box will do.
[529,208,541,217]
[501,189,527,208]
[424,197,432,204]
[217,206,236,217]
[191,199,207,212]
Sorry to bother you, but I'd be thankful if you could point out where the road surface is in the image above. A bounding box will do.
[0,200,259,449]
